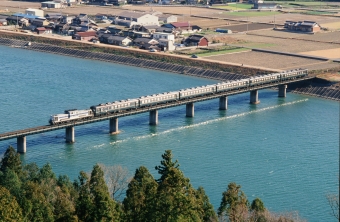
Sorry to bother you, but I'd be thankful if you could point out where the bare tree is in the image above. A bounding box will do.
[98,163,132,202]
[327,194,339,221]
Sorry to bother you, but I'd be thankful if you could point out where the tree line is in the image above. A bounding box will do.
[0,146,308,222]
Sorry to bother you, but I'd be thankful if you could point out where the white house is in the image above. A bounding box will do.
[25,8,44,17]
[41,2,62,8]
[152,32,175,51]
[158,15,177,24]
[113,12,159,28]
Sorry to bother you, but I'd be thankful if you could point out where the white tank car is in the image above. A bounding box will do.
[49,109,93,125]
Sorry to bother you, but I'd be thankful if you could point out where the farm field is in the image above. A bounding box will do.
[300,48,340,59]
[228,33,338,53]
[218,23,274,32]
[212,3,253,10]
[0,0,339,74]
[205,51,340,70]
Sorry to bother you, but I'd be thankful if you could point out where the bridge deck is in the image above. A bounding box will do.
[0,76,313,141]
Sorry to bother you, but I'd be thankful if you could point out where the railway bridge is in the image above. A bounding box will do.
[0,76,313,153]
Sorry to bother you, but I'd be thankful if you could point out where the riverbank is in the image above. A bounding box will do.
[1,31,339,101]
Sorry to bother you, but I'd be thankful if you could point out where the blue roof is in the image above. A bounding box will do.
[12,13,45,20]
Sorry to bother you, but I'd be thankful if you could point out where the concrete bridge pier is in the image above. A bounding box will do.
[149,110,158,125]
[250,90,260,104]
[109,118,119,134]
[219,96,228,110]
[17,136,26,153]
[278,84,287,97]
[65,126,75,143]
[186,103,194,117]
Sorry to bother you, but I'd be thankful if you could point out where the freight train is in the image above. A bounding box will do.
[49,69,308,125]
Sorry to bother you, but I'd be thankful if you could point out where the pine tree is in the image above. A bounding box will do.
[75,171,93,222]
[89,164,120,222]
[195,187,218,222]
[0,185,23,222]
[154,150,201,222]
[0,146,22,175]
[218,182,249,222]
[123,166,157,222]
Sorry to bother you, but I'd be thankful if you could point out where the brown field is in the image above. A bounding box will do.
[300,48,340,59]
[218,23,273,32]
[205,51,340,70]
[227,33,338,53]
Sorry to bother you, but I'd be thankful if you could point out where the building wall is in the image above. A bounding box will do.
[26,9,44,17]
[137,14,159,26]
[312,26,320,32]
[41,2,61,8]
[166,16,177,23]
[198,38,208,46]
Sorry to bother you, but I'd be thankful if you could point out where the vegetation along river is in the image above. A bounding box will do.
[0,45,338,221]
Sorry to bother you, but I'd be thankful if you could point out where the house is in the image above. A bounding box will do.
[41,2,62,8]
[253,3,278,9]
[6,16,29,26]
[72,14,88,25]
[31,19,49,27]
[98,33,114,43]
[0,15,8,26]
[284,21,321,33]
[164,22,201,33]
[133,37,158,48]
[95,14,108,21]
[35,27,46,34]
[111,0,126,5]
[128,0,146,4]
[184,35,208,47]
[0,19,7,26]
[62,15,74,24]
[140,25,160,33]
[152,32,175,51]
[107,35,132,46]
[45,13,63,22]
[26,9,44,17]
[72,31,97,40]
[112,12,159,28]
[55,22,69,33]
[133,31,151,38]
[158,15,177,24]
[156,26,174,33]
[107,26,122,34]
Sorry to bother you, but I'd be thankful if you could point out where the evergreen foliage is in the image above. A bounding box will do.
[123,166,157,222]
[0,146,22,175]
[0,185,23,222]
[218,182,249,222]
[0,146,305,222]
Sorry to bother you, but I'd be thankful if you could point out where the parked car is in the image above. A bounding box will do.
[191,54,198,58]
[149,48,157,52]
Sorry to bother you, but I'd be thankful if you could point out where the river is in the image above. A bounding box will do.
[0,45,338,221]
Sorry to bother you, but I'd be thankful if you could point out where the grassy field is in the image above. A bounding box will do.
[226,11,281,17]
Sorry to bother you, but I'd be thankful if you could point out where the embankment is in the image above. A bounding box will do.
[0,30,274,80]
[1,31,339,101]
[288,78,340,101]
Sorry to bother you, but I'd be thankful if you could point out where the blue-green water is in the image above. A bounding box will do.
[0,45,338,221]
